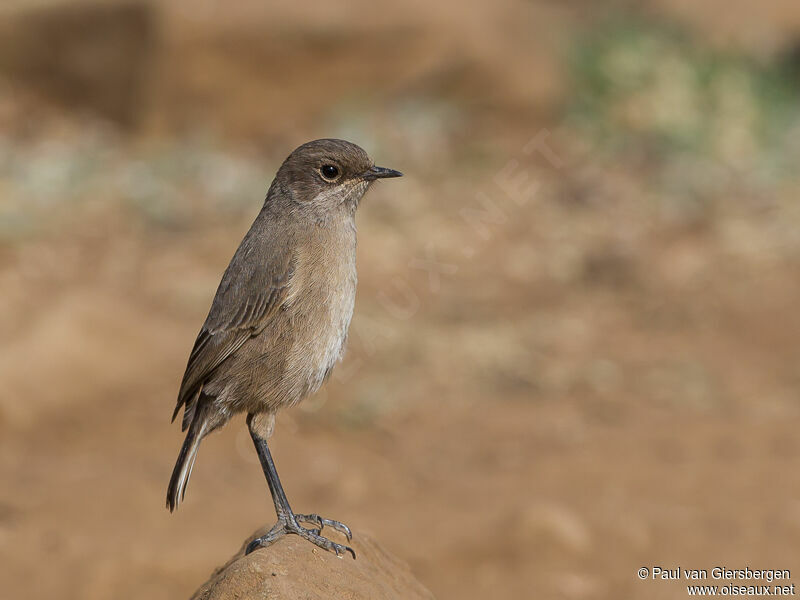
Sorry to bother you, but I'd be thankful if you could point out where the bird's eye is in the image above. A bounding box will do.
[320,164,340,181]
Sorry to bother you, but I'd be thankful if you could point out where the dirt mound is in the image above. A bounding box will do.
[191,527,436,600]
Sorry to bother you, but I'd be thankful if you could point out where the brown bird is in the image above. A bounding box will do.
[167,139,402,558]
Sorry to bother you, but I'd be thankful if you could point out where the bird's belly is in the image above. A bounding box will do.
[307,290,354,385]
[283,272,356,405]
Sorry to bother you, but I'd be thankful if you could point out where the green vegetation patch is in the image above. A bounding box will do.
[566,15,800,191]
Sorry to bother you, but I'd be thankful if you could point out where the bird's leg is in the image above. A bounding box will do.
[245,414,355,558]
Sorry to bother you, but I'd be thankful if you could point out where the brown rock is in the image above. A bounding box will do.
[191,527,436,600]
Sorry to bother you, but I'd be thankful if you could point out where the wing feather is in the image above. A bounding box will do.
[171,209,294,426]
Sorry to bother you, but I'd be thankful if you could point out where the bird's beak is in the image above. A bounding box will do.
[363,165,403,181]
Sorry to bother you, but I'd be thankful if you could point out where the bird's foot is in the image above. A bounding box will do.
[245,512,355,559]
[295,513,353,540]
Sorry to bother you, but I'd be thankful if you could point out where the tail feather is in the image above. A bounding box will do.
[166,404,209,512]
[180,387,201,432]
[172,386,201,432]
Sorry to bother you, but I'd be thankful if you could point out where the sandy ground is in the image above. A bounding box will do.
[2,162,799,599]
[2,1,800,599]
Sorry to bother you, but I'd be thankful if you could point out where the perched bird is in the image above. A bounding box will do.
[167,139,402,558]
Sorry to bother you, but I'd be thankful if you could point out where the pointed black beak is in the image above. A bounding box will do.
[363,165,403,181]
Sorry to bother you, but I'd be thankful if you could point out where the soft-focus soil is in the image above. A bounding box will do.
[2,2,800,600]
[2,161,799,599]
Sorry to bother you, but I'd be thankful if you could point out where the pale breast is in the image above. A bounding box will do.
[282,221,357,404]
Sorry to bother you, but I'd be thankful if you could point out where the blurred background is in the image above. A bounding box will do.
[1,0,800,598]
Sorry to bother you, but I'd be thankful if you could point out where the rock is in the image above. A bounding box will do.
[191,527,436,600]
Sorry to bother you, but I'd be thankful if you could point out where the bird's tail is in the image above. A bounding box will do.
[166,402,210,512]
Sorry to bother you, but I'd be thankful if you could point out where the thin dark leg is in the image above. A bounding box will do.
[249,424,292,518]
[245,415,355,559]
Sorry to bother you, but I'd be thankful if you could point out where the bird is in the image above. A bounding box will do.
[166,139,402,559]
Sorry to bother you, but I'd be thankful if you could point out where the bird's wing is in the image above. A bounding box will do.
[172,215,294,429]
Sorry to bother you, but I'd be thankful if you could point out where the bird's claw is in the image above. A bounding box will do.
[246,513,355,559]
[296,513,353,541]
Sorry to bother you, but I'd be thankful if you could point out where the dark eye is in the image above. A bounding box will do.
[320,164,340,181]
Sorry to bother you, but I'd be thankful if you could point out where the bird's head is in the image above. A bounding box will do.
[273,138,402,216]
